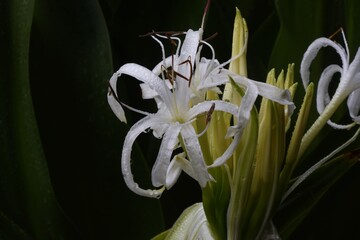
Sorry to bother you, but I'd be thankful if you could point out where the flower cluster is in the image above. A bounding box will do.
[107,6,360,240]
[107,21,292,198]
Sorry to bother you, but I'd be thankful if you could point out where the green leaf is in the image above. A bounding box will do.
[0,209,31,240]
[0,0,66,238]
[30,0,165,238]
[344,0,360,55]
[274,148,360,238]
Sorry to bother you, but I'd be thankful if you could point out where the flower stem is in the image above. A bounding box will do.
[298,91,347,159]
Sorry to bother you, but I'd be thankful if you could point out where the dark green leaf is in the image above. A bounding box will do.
[275,149,360,238]
[0,0,66,238]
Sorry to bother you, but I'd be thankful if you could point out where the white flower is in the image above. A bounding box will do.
[300,30,360,128]
[108,29,240,198]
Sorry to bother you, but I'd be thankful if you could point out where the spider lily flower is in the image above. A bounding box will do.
[108,29,241,198]
[299,30,360,157]
[301,30,360,128]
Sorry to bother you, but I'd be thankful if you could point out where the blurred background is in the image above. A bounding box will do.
[1,0,360,239]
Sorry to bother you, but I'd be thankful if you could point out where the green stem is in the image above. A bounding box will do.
[298,91,347,159]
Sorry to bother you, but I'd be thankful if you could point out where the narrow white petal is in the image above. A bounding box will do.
[348,89,360,123]
[210,82,258,168]
[197,70,230,90]
[202,69,294,111]
[300,38,348,88]
[250,80,293,105]
[316,64,342,113]
[117,63,175,114]
[176,29,202,113]
[140,83,158,99]
[209,132,242,168]
[181,124,213,187]
[187,100,238,120]
[165,153,185,189]
[121,116,165,198]
[151,123,182,187]
[108,73,127,123]
[108,93,126,123]
[180,29,202,68]
[234,81,258,133]
[152,55,178,76]
[165,152,199,189]
[342,47,360,88]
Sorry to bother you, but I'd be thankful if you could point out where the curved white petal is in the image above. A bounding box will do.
[198,69,294,112]
[140,83,158,99]
[300,37,348,88]
[348,89,360,124]
[151,123,182,187]
[209,132,242,169]
[234,80,258,134]
[116,63,175,114]
[187,100,238,120]
[108,73,127,123]
[210,81,258,168]
[152,55,179,76]
[121,116,165,198]
[165,153,186,189]
[180,124,213,187]
[317,64,342,113]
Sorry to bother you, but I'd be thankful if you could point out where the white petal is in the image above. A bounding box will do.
[224,70,293,106]
[348,89,360,123]
[140,83,158,99]
[108,73,127,123]
[176,29,202,113]
[151,120,170,139]
[180,124,213,187]
[187,100,238,120]
[209,132,242,168]
[342,47,360,89]
[316,64,342,113]
[121,116,165,198]
[199,69,294,112]
[165,152,196,189]
[165,153,185,189]
[152,55,179,76]
[180,29,202,68]
[234,80,258,134]
[151,123,182,187]
[210,81,258,168]
[117,63,175,114]
[300,37,348,88]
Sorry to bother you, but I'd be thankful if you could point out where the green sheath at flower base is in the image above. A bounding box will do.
[202,9,249,239]
[245,70,287,239]
[223,7,248,105]
[278,82,314,200]
[225,67,295,240]
[151,203,214,240]
[226,85,259,240]
[201,91,231,240]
